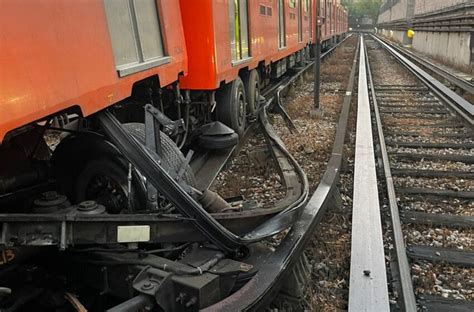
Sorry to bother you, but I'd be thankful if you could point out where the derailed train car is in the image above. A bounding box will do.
[0,0,347,310]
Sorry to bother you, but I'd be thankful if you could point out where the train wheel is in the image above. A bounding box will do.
[71,123,195,213]
[75,158,142,213]
[216,77,247,136]
[243,70,261,119]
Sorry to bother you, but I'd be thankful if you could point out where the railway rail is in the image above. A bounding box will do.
[348,34,473,311]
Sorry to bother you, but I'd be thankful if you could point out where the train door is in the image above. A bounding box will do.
[278,0,285,48]
[298,0,303,42]
[229,0,250,62]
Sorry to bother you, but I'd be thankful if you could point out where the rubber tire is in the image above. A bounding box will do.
[243,70,261,118]
[122,123,196,187]
[216,77,247,137]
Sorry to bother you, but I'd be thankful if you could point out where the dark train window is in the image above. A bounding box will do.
[298,0,303,42]
[229,0,250,62]
[103,0,168,77]
[260,5,266,15]
[278,0,285,48]
[267,7,272,16]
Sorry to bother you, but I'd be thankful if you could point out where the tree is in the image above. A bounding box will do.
[342,0,382,23]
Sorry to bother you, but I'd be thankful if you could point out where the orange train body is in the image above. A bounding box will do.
[0,0,348,142]
[179,0,314,90]
[0,0,187,142]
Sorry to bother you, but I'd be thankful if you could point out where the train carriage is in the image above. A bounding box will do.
[0,0,349,310]
[316,0,347,47]
[0,0,187,143]
[179,0,314,135]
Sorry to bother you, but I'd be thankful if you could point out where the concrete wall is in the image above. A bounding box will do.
[390,0,410,21]
[378,9,391,24]
[415,0,470,16]
[377,0,472,71]
[378,0,414,23]
[378,29,408,45]
[412,31,472,71]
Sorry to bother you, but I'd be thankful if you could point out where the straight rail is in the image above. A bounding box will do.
[348,36,390,312]
[365,35,418,312]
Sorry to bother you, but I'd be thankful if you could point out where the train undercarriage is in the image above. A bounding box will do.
[0,48,321,311]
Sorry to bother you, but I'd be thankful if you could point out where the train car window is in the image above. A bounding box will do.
[133,0,165,61]
[104,0,139,67]
[229,0,237,60]
[289,0,296,8]
[240,0,250,59]
[267,7,272,16]
[260,5,266,15]
[104,0,168,77]
[309,0,312,38]
[278,0,285,48]
[229,0,250,62]
[298,0,303,42]
[303,0,308,12]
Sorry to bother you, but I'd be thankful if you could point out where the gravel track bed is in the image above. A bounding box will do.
[378,101,442,107]
[391,160,473,172]
[378,97,436,101]
[387,126,471,135]
[412,262,474,300]
[388,146,474,157]
[393,176,473,191]
[387,135,473,145]
[379,105,443,110]
[404,225,473,250]
[211,131,285,208]
[368,45,419,85]
[382,116,457,127]
[400,198,473,215]
[272,115,334,193]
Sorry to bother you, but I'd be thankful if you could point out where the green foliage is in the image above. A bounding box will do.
[342,0,382,21]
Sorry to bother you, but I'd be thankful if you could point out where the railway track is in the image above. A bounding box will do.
[373,35,473,97]
[348,34,473,311]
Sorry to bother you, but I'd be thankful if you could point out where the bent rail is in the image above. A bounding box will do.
[203,35,360,311]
